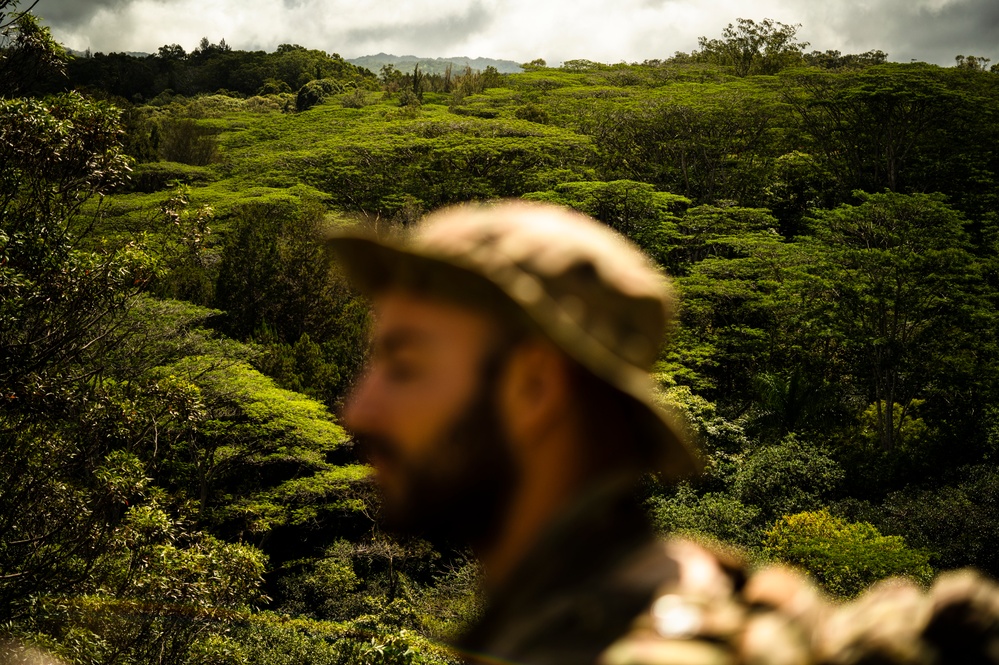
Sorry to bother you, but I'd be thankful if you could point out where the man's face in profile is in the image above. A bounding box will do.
[343,291,518,546]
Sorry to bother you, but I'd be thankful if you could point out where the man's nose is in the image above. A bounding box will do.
[342,370,378,433]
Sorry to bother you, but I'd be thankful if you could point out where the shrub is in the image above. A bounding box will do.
[341,87,369,108]
[158,118,219,165]
[734,435,844,520]
[189,93,246,117]
[296,78,343,112]
[876,465,999,576]
[258,78,292,95]
[398,88,422,108]
[230,614,452,665]
[409,557,482,642]
[126,161,214,193]
[245,95,284,113]
[763,510,933,597]
[278,542,363,621]
[649,483,762,548]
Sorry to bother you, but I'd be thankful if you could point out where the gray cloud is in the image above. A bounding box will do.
[35,0,135,27]
[866,0,999,63]
[801,0,999,64]
[341,1,492,54]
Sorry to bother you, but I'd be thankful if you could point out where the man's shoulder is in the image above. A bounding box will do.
[456,532,681,664]
[459,535,749,664]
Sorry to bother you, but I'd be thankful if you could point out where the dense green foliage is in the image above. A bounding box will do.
[68,40,377,102]
[762,510,933,597]
[5,5,999,661]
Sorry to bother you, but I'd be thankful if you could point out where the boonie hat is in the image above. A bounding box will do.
[325,200,700,479]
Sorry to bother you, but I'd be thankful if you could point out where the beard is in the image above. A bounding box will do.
[358,372,519,550]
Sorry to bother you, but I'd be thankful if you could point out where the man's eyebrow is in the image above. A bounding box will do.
[375,327,434,355]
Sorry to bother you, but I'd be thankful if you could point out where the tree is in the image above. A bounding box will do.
[0,81,229,618]
[0,33,280,661]
[589,81,790,203]
[748,369,836,440]
[668,203,781,271]
[0,4,67,97]
[380,63,404,91]
[523,180,688,265]
[214,199,369,405]
[955,54,992,71]
[146,355,352,533]
[874,464,999,575]
[156,43,187,62]
[781,64,977,195]
[410,63,424,101]
[805,192,994,455]
[0,92,141,401]
[666,206,820,398]
[190,36,232,64]
[803,49,888,70]
[0,27,135,617]
[314,119,595,215]
[697,18,808,77]
[649,484,762,548]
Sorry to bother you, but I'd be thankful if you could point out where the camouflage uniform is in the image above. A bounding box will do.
[602,553,999,665]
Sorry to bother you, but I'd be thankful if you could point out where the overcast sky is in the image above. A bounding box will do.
[34,0,999,67]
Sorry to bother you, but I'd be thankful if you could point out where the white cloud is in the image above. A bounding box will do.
[40,0,999,65]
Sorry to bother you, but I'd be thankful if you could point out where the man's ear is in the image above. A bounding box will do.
[496,338,573,451]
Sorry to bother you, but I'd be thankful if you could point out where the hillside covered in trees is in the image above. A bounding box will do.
[4,6,999,663]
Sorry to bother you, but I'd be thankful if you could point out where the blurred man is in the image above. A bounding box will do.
[327,200,999,665]
[327,200,708,663]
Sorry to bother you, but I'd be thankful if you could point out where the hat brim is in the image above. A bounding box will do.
[326,231,701,481]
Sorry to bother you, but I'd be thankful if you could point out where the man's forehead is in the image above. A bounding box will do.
[370,290,496,348]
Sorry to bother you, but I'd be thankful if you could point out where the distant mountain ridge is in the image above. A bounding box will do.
[347,53,523,75]
[67,48,151,58]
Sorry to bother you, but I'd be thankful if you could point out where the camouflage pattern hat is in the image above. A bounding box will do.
[325,200,700,480]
